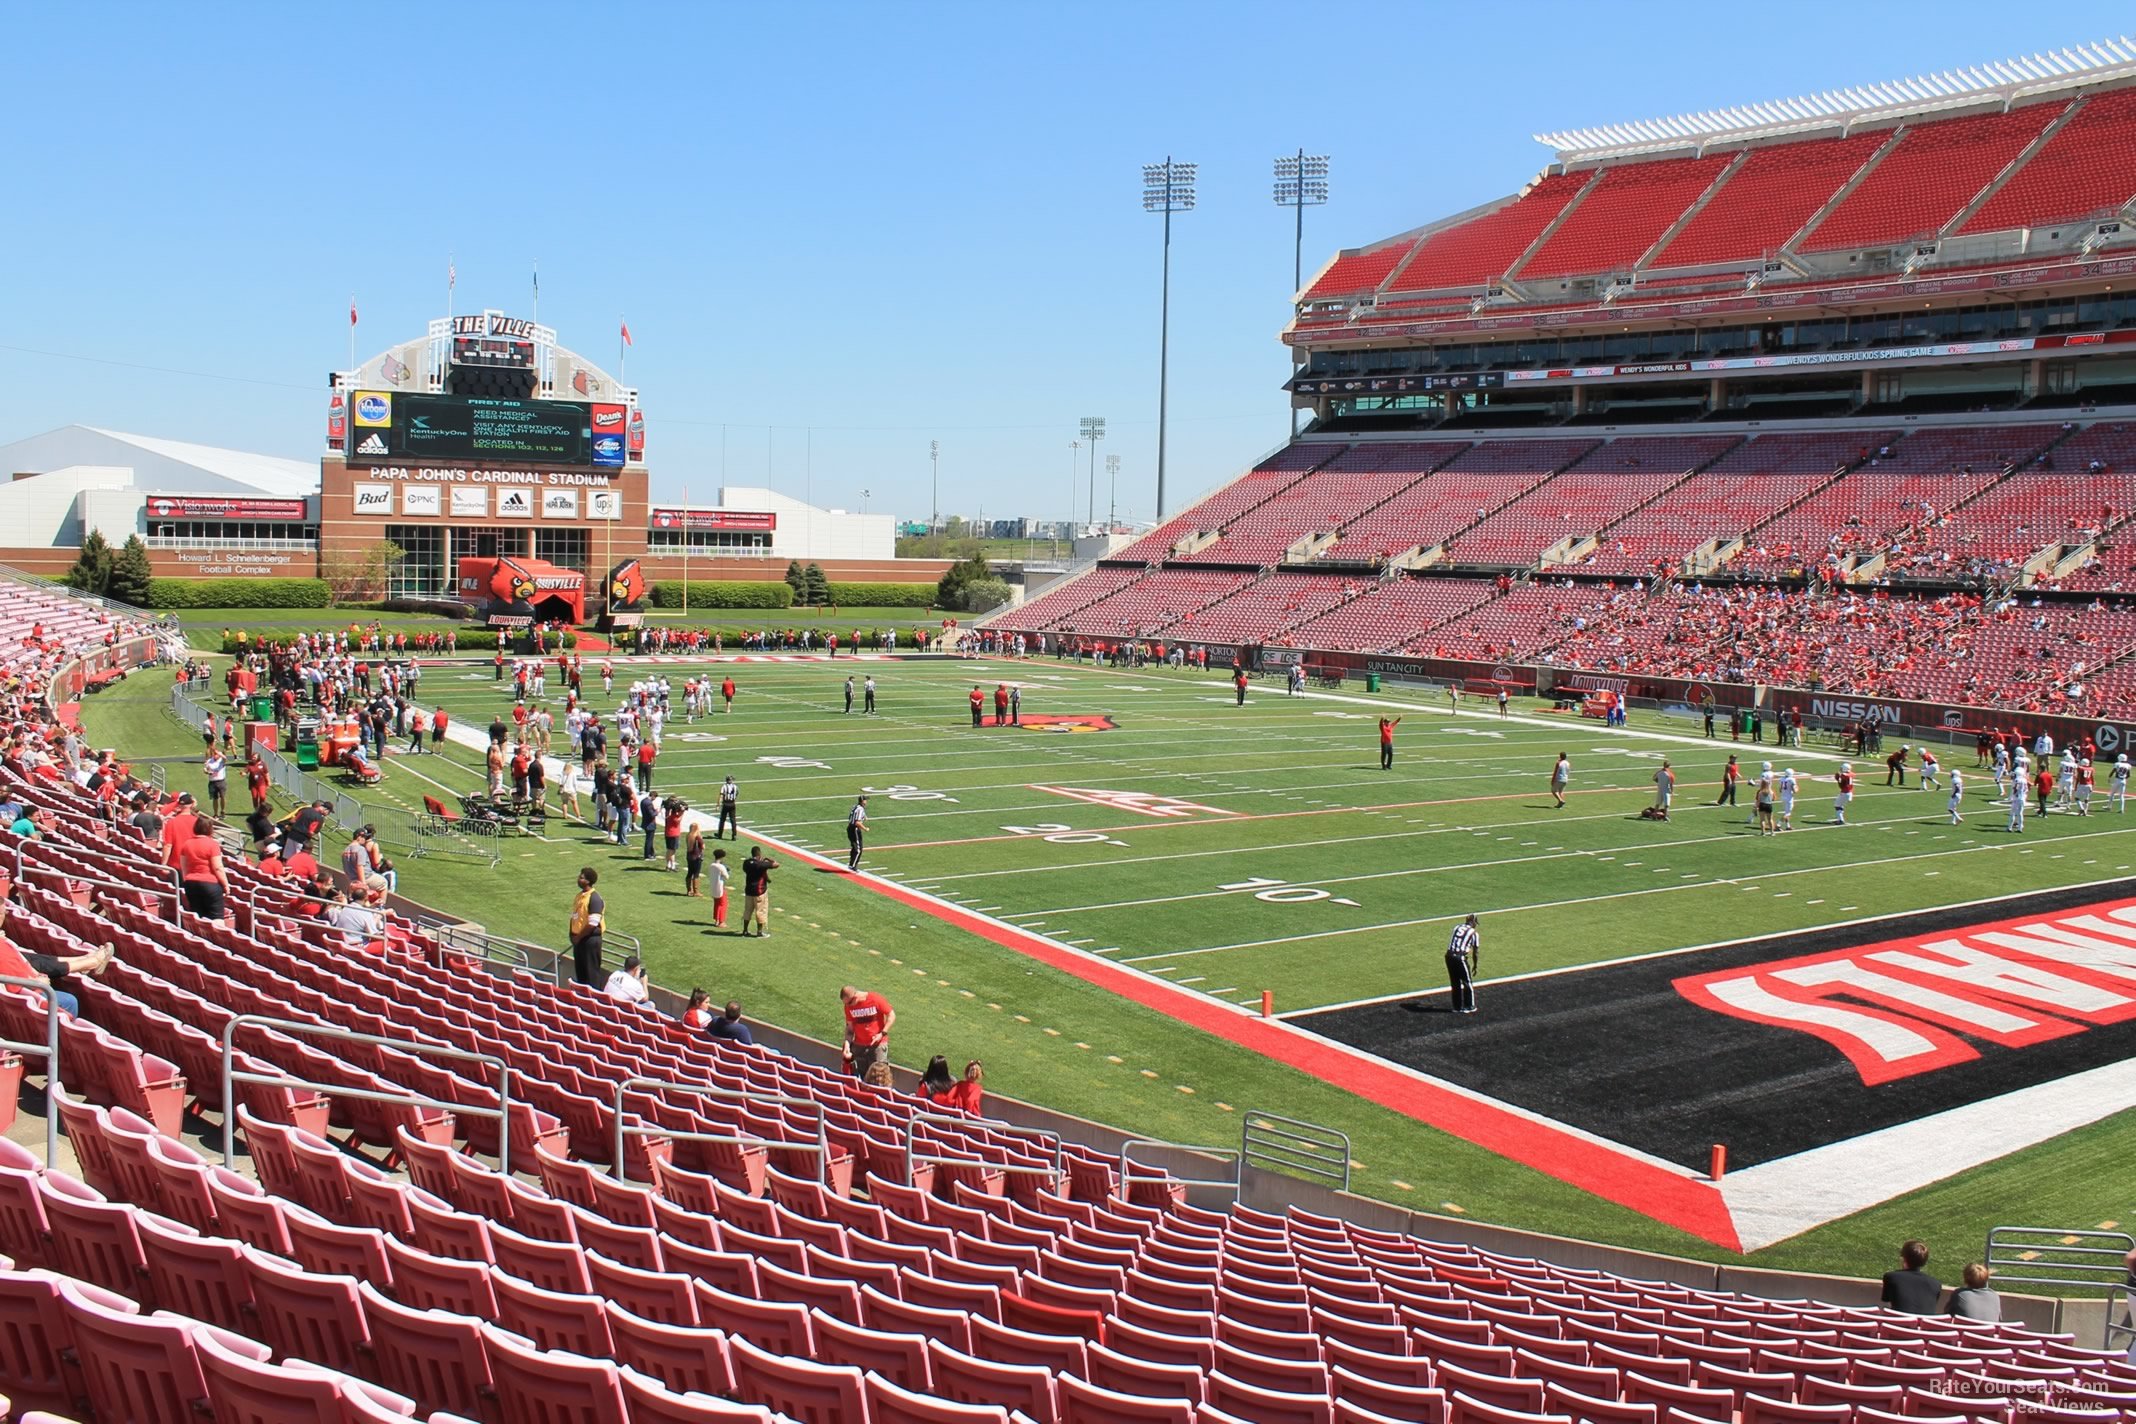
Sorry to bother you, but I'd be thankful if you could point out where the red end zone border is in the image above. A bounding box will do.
[792,839,1738,1247]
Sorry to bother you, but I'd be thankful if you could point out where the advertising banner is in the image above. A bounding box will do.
[351,484,394,515]
[145,496,308,521]
[327,393,347,448]
[494,488,535,519]
[401,486,441,517]
[650,507,777,532]
[450,487,488,519]
[627,408,646,459]
[541,490,578,519]
[587,490,622,521]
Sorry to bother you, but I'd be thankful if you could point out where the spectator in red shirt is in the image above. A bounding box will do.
[840,984,896,1079]
[0,900,112,1017]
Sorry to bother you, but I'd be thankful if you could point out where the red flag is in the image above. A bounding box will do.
[620,320,633,348]
[349,298,358,327]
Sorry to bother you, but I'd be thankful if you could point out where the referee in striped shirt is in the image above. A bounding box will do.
[1446,915,1481,1014]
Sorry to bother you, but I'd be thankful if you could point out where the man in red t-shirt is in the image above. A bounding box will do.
[968,685,984,728]
[636,739,657,793]
[993,684,1009,727]
[721,677,736,714]
[840,984,896,1079]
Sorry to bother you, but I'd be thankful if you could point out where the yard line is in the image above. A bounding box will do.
[1118,834,2107,966]
[999,801,2001,917]
[1280,870,2136,1017]
[910,794,1918,884]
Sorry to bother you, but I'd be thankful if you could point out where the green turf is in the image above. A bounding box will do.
[76,657,2136,1280]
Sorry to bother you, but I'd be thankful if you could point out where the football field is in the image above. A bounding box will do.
[98,653,2136,1265]
[443,653,2136,1021]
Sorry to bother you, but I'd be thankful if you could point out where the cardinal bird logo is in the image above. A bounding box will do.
[572,369,591,395]
[609,576,631,603]
[381,354,410,385]
[510,574,538,603]
[1021,715,1119,734]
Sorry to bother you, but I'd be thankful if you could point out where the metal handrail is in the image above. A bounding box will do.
[0,975,63,1163]
[12,844,183,920]
[612,1077,831,1183]
[904,1111,1063,1186]
[1985,1225,2136,1349]
[1120,1136,1243,1200]
[1242,1110,1353,1192]
[218,1013,514,1173]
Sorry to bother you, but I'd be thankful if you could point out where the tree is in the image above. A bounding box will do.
[802,562,831,606]
[320,539,404,604]
[934,552,991,608]
[957,577,1011,613]
[783,561,808,601]
[106,534,154,606]
[63,530,115,595]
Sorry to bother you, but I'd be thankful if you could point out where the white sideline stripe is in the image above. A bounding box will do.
[1279,872,2136,1017]
[1720,1056,2136,1252]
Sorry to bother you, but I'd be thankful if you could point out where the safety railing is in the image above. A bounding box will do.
[1242,1110,1352,1192]
[1985,1225,2136,1350]
[0,976,63,1163]
[12,841,183,921]
[1121,1136,1243,1202]
[432,923,636,985]
[904,1112,1063,1188]
[612,1078,832,1183]
[218,1014,515,1173]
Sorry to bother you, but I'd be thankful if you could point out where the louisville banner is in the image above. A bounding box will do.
[606,558,647,611]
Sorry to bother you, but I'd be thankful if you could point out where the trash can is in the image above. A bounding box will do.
[250,693,273,722]
[294,719,320,771]
[1365,673,1381,693]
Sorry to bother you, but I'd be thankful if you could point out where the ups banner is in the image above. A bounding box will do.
[1768,687,2136,755]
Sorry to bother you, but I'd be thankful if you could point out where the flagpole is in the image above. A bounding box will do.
[619,318,627,387]
[447,252,454,325]
[532,259,539,323]
[348,296,356,375]
[682,482,691,621]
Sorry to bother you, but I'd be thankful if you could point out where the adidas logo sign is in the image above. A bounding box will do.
[356,433,388,456]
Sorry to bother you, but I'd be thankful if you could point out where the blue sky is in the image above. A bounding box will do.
[3,4,2128,525]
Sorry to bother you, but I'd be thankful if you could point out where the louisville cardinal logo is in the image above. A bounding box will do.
[604,558,646,610]
[1021,715,1119,734]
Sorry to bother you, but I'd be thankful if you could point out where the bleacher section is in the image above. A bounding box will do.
[1799,106,2061,251]
[1650,133,1886,268]
[1112,448,1329,564]
[1961,88,2136,233]
[1171,445,1455,567]
[1319,441,1594,565]
[1517,155,1732,279]
[1049,568,1258,637]
[1448,436,1742,568]
[1279,577,1499,654]
[1299,83,2135,332]
[1380,173,1591,294]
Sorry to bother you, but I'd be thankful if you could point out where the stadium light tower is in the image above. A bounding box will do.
[1079,416,1105,527]
[1069,440,1081,536]
[1274,150,1330,438]
[1143,157,1196,519]
[1106,453,1121,532]
[929,440,939,534]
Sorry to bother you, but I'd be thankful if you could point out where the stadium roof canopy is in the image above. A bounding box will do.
[0,426,315,498]
[1534,36,2136,163]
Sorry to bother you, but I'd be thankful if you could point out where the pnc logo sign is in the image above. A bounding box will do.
[1676,896,2136,1085]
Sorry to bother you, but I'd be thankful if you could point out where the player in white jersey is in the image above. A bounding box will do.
[2057,752,2078,809]
[1947,769,1965,825]
[531,663,546,700]
[2008,766,2027,833]
[1919,750,1940,793]
[2074,758,2094,815]
[1777,767,1797,830]
[1991,741,2010,799]
[2113,754,2131,813]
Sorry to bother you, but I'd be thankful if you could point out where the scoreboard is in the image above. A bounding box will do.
[348,392,613,467]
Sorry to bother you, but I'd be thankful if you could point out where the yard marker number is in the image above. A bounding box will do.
[757,754,831,770]
[863,783,959,803]
[1219,876,1360,907]
[1003,822,1127,848]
